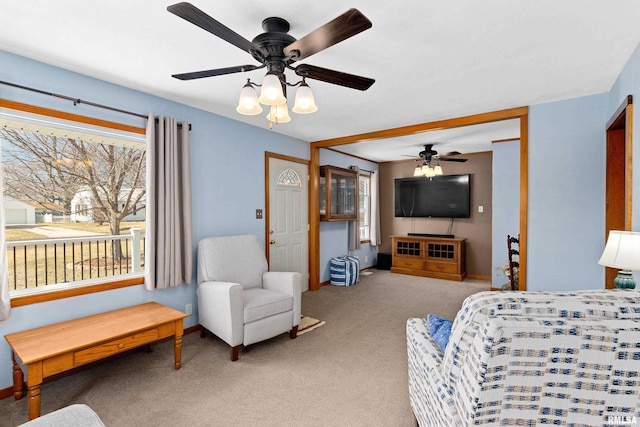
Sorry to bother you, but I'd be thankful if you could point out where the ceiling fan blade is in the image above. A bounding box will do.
[172,65,261,80]
[284,9,372,61]
[167,2,253,53]
[440,151,462,157]
[439,158,468,163]
[295,64,374,91]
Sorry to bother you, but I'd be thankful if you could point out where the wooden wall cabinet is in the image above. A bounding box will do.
[320,165,358,221]
[391,235,466,281]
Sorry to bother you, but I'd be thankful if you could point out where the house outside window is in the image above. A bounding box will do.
[359,174,371,242]
[0,103,146,302]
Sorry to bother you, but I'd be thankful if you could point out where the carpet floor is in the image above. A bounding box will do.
[0,270,489,427]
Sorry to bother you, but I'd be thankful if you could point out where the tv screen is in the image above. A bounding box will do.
[394,174,470,218]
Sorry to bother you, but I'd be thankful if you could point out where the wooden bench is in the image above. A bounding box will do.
[4,302,187,420]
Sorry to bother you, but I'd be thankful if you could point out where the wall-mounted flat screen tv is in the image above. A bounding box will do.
[394,174,470,218]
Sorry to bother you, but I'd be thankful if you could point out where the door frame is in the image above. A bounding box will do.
[604,95,633,288]
[264,151,310,276]
[308,106,529,291]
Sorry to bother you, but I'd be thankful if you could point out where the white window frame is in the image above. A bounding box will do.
[359,174,371,242]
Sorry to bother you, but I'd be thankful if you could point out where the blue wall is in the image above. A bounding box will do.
[492,140,520,288]
[319,149,378,283]
[0,50,309,389]
[527,93,606,291]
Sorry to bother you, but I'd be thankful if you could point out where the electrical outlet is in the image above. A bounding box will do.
[256,209,263,219]
[364,255,369,263]
[185,303,193,316]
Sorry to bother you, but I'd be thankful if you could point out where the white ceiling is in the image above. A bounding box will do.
[2,1,640,161]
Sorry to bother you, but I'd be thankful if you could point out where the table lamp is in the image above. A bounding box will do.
[598,230,640,289]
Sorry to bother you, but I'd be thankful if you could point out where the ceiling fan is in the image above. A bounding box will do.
[166,2,375,91]
[411,144,467,177]
[417,144,468,163]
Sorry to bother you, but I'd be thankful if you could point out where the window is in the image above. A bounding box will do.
[359,174,371,242]
[0,100,146,304]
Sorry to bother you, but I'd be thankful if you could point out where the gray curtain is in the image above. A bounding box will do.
[0,158,11,320]
[144,114,193,290]
[348,220,361,251]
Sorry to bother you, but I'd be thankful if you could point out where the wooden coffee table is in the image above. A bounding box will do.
[5,302,187,420]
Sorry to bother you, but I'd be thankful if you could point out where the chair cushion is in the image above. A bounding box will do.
[243,288,293,323]
[198,234,268,289]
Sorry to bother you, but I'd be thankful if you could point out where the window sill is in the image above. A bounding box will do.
[10,276,144,307]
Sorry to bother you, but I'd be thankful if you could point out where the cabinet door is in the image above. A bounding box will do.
[320,166,358,221]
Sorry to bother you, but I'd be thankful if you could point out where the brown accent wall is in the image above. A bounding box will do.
[379,152,492,278]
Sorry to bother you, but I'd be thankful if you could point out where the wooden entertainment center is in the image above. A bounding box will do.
[391,235,466,281]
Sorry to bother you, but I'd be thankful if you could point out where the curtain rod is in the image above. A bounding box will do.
[0,80,191,130]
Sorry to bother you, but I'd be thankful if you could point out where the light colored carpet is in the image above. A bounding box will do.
[297,315,325,335]
[0,270,489,427]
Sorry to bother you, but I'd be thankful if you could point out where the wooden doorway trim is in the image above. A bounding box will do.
[308,106,529,291]
[604,95,633,289]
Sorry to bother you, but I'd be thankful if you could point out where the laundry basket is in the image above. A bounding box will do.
[330,255,360,286]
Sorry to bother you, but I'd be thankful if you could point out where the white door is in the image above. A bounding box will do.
[268,157,309,291]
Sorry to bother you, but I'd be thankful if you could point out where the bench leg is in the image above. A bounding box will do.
[27,384,41,420]
[12,353,24,400]
[174,334,183,370]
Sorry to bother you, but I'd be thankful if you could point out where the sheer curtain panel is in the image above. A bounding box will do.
[369,171,381,246]
[144,114,193,290]
[0,160,11,320]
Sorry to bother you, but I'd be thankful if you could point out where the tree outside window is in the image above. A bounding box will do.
[1,122,146,293]
[359,175,371,242]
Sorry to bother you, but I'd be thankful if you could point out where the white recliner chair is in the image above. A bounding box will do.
[197,234,302,361]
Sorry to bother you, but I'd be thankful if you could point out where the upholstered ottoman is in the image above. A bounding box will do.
[330,255,360,286]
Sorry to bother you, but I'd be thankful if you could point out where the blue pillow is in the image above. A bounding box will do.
[427,314,453,351]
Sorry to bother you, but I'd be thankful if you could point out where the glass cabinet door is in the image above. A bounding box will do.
[320,165,358,221]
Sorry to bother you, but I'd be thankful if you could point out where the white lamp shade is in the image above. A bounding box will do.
[236,85,263,115]
[266,103,291,124]
[598,230,640,270]
[434,165,443,175]
[292,84,318,114]
[258,74,286,105]
[413,166,423,176]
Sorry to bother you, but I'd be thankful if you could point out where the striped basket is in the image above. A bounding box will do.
[330,255,360,286]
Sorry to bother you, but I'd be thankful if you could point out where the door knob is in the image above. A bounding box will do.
[270,240,276,245]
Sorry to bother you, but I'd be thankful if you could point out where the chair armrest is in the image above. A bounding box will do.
[407,318,460,427]
[263,272,302,326]
[197,281,243,346]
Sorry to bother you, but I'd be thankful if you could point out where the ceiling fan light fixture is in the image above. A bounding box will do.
[258,73,286,106]
[292,81,318,114]
[266,103,291,124]
[236,81,263,115]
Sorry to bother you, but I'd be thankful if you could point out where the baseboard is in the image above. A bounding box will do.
[0,385,13,400]
[0,324,203,401]
[466,274,491,281]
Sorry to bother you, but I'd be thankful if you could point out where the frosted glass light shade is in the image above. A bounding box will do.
[292,83,318,114]
[434,165,443,175]
[258,74,286,105]
[266,103,291,124]
[413,166,423,176]
[598,230,640,270]
[236,84,263,115]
